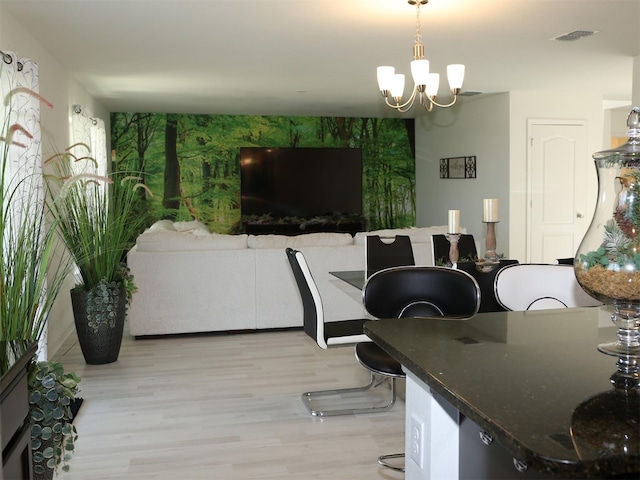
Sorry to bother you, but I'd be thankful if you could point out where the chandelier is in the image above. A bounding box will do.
[377,0,465,113]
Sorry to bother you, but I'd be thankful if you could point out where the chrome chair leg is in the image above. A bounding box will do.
[378,453,405,472]
[301,373,396,417]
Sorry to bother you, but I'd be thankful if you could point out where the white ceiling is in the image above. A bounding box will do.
[2,0,639,118]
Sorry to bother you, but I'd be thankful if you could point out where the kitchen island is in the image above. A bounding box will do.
[364,306,639,479]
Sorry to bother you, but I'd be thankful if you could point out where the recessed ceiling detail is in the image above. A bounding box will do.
[552,30,599,42]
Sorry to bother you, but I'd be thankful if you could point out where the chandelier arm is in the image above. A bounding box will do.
[384,86,419,113]
[426,95,459,109]
[384,96,415,114]
[421,97,434,112]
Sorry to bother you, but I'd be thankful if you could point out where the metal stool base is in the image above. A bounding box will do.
[302,373,396,417]
[378,452,405,472]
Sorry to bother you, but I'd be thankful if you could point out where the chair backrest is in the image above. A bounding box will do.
[362,266,480,319]
[494,263,603,311]
[431,234,478,266]
[456,259,519,313]
[555,257,574,265]
[285,247,327,348]
[365,235,415,278]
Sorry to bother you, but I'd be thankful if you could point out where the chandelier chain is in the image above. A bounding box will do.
[414,3,423,48]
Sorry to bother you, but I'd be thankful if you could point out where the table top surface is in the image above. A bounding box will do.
[364,306,639,478]
[329,269,366,290]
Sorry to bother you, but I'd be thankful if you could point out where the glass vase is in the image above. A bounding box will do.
[574,107,640,358]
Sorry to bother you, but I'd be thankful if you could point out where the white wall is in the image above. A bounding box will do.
[0,5,108,358]
[415,93,511,257]
[634,56,640,108]
[508,91,603,262]
[415,90,604,262]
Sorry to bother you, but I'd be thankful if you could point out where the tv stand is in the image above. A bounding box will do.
[242,220,365,236]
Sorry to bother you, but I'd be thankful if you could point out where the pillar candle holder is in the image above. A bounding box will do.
[484,221,499,262]
[475,221,500,273]
[446,233,461,267]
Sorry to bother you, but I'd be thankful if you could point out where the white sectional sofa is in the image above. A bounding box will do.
[127,220,461,336]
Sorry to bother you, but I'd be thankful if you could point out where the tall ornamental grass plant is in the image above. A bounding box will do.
[0,88,70,345]
[45,147,147,304]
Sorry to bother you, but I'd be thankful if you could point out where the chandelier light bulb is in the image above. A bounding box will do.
[425,73,440,97]
[447,64,465,92]
[410,59,430,86]
[390,74,406,99]
[377,66,395,94]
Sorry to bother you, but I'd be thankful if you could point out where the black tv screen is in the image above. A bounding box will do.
[240,147,363,218]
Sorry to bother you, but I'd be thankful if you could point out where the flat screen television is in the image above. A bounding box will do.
[240,147,363,219]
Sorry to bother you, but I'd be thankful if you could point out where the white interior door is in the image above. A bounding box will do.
[527,121,589,263]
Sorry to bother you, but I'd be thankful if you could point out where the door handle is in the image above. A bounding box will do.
[576,212,583,218]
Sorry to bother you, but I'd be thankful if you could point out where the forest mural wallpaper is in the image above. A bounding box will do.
[110,113,416,234]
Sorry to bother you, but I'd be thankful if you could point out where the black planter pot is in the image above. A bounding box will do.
[70,287,127,365]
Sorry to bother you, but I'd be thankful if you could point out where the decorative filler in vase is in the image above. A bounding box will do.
[574,107,640,358]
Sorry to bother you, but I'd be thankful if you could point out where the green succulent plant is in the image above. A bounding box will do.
[85,273,132,333]
[28,360,80,475]
[580,220,640,270]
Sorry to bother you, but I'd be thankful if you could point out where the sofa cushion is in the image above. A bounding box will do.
[136,231,248,251]
[248,232,354,249]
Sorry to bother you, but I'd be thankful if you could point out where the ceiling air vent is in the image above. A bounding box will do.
[553,30,598,42]
[459,91,483,97]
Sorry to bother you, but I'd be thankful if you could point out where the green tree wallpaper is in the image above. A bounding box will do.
[110,113,415,234]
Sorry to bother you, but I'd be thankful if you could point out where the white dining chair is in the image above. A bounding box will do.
[494,263,603,311]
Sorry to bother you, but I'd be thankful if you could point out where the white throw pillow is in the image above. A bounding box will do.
[173,220,210,233]
[147,219,177,232]
[248,232,354,249]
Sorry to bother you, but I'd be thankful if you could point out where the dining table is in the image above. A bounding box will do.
[329,269,367,290]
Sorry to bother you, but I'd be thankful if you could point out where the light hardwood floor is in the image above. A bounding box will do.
[53,322,405,479]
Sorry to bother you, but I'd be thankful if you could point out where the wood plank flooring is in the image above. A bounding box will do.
[53,322,405,479]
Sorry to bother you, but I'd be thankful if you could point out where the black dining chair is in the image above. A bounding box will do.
[365,234,415,277]
[359,265,480,471]
[286,247,395,418]
[456,259,519,312]
[555,257,575,265]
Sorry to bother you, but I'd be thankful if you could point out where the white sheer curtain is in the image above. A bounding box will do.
[69,105,107,176]
[1,51,43,216]
[0,50,47,358]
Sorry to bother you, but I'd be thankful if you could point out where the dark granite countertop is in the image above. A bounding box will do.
[364,306,640,478]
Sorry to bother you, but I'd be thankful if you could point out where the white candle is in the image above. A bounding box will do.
[483,198,499,222]
[448,209,460,233]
